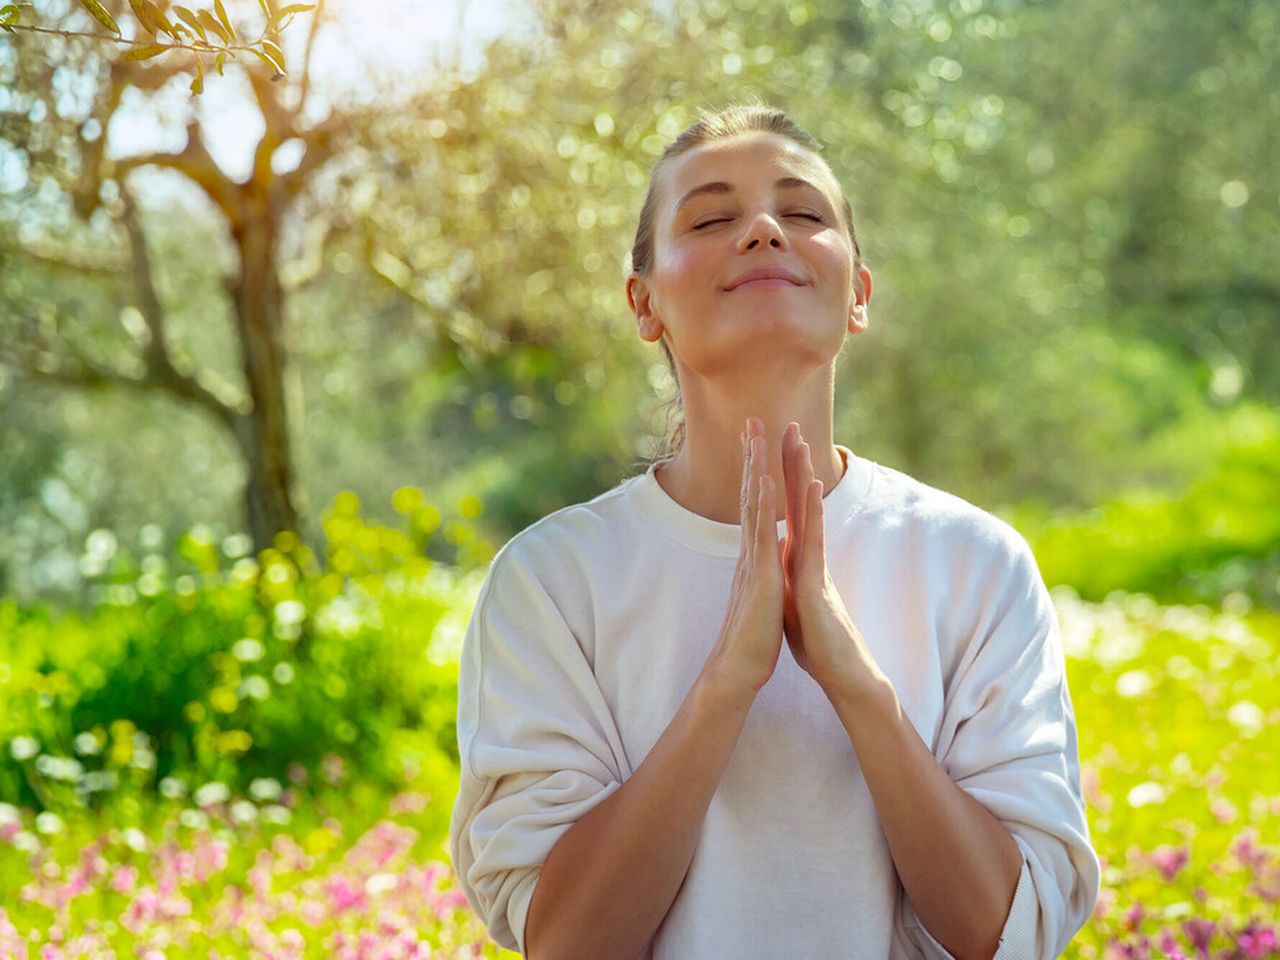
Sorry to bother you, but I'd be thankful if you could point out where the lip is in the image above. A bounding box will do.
[724,267,805,292]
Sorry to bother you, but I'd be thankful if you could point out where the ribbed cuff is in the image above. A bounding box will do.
[993,856,1039,959]
[907,854,1038,959]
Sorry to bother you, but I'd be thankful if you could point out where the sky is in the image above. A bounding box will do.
[103,0,538,183]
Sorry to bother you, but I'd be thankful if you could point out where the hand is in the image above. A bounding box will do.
[705,417,785,698]
[779,422,889,705]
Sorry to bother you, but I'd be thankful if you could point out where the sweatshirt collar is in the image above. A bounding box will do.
[630,444,875,557]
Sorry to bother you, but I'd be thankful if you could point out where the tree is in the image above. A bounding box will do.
[1,0,347,556]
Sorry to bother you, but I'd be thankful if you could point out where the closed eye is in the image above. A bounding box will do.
[693,212,824,230]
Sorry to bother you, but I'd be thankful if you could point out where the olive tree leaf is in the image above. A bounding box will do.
[249,44,284,78]
[173,6,207,42]
[197,9,230,44]
[123,42,171,60]
[0,3,21,32]
[213,0,236,40]
[77,0,122,35]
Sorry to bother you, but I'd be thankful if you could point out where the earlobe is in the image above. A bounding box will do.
[848,303,869,334]
[627,275,665,343]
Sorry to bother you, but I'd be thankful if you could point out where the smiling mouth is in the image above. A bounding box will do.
[728,278,804,291]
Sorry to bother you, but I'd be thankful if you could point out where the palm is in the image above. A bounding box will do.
[780,531,812,674]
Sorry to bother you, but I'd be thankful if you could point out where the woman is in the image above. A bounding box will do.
[449,103,1100,960]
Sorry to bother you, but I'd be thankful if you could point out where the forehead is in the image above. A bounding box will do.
[659,132,841,217]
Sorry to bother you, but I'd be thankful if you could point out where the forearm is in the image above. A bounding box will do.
[524,666,756,960]
[832,681,1023,960]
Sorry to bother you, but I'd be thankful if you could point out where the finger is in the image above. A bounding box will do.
[783,423,803,541]
[782,425,803,577]
[758,474,778,555]
[806,478,825,566]
[740,426,752,527]
[795,440,815,574]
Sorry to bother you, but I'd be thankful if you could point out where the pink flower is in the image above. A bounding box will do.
[1210,798,1237,823]
[325,875,366,913]
[1095,886,1117,919]
[1238,922,1278,960]
[1151,845,1190,882]
[1234,831,1268,871]
[1157,929,1188,960]
[1124,901,1146,931]
[1182,918,1216,950]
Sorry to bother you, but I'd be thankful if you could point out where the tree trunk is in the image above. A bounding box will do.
[230,200,299,556]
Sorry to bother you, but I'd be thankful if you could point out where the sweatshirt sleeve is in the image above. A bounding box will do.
[902,528,1101,959]
[448,543,629,956]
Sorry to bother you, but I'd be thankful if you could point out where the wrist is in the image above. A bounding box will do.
[825,671,895,722]
[698,658,761,712]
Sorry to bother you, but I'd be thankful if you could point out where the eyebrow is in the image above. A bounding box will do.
[673,176,823,215]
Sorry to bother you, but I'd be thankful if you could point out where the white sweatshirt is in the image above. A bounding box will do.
[449,445,1100,959]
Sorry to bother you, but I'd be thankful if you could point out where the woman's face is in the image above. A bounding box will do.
[628,132,869,378]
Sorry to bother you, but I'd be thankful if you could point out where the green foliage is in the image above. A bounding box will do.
[0,488,492,814]
[1011,403,1280,606]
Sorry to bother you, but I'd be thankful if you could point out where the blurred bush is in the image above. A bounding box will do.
[0,486,492,815]
[1008,402,1280,607]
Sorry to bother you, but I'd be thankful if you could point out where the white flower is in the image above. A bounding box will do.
[249,778,282,802]
[123,828,147,852]
[11,831,39,852]
[74,732,103,756]
[262,805,292,825]
[238,676,270,701]
[232,638,265,662]
[35,812,64,835]
[1127,781,1168,808]
[1227,701,1264,738]
[9,736,39,761]
[1115,670,1153,699]
[194,782,230,807]
[274,600,306,626]
[365,873,398,895]
[35,755,83,782]
[230,801,258,825]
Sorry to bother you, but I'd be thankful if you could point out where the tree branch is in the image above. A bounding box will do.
[113,120,244,226]
[246,68,299,186]
[277,113,350,200]
[113,182,242,430]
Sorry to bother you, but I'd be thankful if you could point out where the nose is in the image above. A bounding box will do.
[737,210,787,252]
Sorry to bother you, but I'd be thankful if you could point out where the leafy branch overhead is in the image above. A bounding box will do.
[0,0,314,93]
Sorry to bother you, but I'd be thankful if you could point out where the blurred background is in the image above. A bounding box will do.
[1,0,1278,956]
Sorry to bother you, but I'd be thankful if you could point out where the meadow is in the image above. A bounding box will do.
[1,484,1277,959]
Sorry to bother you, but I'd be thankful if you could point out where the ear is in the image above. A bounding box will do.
[848,265,872,334]
[627,274,665,343]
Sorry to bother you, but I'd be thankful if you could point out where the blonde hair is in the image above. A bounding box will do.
[629,102,864,463]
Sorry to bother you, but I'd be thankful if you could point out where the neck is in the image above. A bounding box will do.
[654,367,845,525]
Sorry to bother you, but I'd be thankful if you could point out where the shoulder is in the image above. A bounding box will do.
[477,471,644,611]
[864,460,1037,576]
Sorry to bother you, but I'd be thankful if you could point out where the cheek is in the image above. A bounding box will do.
[813,235,854,292]
[654,242,714,303]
